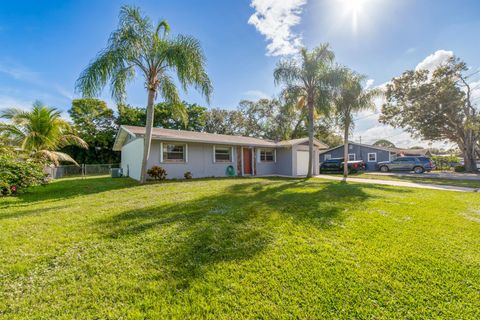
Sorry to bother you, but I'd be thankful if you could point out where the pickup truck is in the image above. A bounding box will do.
[320,159,366,174]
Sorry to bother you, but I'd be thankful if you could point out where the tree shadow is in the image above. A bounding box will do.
[0,177,139,209]
[95,178,412,289]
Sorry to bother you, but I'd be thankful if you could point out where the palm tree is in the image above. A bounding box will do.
[75,5,212,183]
[274,44,337,177]
[334,69,379,178]
[0,102,87,165]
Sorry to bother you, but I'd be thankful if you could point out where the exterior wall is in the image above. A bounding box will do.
[147,140,238,179]
[274,147,293,176]
[292,145,320,176]
[255,148,277,175]
[320,144,391,171]
[121,138,144,180]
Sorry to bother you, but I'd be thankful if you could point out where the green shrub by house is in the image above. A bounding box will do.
[0,153,48,195]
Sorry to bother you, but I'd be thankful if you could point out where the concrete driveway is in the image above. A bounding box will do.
[314,174,479,192]
[364,171,480,181]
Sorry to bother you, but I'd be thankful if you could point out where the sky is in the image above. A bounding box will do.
[0,0,479,148]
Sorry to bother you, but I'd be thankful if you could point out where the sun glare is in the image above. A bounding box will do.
[338,0,372,34]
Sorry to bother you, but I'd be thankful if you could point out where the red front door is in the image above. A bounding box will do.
[243,148,252,175]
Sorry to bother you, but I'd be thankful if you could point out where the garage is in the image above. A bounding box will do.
[296,150,309,176]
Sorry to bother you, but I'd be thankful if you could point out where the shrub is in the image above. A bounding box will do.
[0,153,49,196]
[184,171,192,179]
[147,166,167,180]
[454,165,466,173]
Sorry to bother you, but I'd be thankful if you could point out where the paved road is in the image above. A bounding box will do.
[314,174,479,193]
[365,171,480,181]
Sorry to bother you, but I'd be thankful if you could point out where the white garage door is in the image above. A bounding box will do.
[296,151,309,176]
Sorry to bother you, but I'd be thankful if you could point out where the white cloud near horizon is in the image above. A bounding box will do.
[415,49,454,72]
[243,89,271,100]
[248,0,307,56]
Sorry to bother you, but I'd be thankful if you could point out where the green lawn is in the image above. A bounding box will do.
[1,177,480,319]
[338,172,480,189]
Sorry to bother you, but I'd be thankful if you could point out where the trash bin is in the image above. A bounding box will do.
[111,168,123,178]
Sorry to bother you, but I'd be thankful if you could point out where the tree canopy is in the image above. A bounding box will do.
[380,56,479,171]
[373,139,396,148]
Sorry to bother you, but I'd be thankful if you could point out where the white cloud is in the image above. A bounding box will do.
[243,90,271,100]
[415,49,454,73]
[365,79,375,89]
[248,0,307,56]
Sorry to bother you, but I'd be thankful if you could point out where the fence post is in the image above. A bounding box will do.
[82,164,85,179]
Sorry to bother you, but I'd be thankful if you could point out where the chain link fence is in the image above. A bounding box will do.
[45,164,120,179]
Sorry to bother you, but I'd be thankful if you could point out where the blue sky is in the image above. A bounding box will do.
[1,0,479,147]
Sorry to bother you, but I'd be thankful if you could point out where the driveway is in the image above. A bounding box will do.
[314,174,479,192]
[364,171,480,181]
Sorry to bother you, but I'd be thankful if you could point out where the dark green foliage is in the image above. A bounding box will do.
[66,98,119,164]
[147,166,167,180]
[117,102,207,131]
[184,171,192,179]
[454,165,466,173]
[0,153,48,196]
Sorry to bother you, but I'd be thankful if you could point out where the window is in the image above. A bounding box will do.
[368,153,377,162]
[260,149,275,162]
[162,143,186,162]
[324,154,332,161]
[348,153,356,161]
[214,146,232,162]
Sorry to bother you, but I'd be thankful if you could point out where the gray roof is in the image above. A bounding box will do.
[319,141,396,154]
[113,125,328,151]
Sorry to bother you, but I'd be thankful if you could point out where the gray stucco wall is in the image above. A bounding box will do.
[255,148,277,175]
[147,140,239,179]
[320,144,391,171]
[121,138,144,180]
[274,147,293,176]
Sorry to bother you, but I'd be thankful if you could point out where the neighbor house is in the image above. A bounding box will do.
[113,125,328,180]
[319,142,398,171]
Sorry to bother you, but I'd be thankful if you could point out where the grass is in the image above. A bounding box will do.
[336,172,480,189]
[1,176,480,319]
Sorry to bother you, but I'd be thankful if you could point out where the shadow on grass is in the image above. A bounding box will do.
[95,178,412,289]
[0,176,139,209]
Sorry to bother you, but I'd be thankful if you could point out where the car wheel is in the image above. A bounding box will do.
[380,166,389,172]
[413,166,424,174]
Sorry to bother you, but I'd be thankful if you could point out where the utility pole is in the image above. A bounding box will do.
[359,136,362,144]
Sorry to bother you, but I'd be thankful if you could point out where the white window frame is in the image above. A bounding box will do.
[258,148,276,163]
[160,142,188,163]
[368,152,377,162]
[348,153,356,161]
[324,154,332,161]
[213,145,234,163]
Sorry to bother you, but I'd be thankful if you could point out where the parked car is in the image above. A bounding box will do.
[320,158,366,174]
[377,156,435,173]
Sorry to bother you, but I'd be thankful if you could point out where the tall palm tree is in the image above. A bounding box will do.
[75,5,212,183]
[274,44,337,178]
[334,69,379,178]
[0,102,87,165]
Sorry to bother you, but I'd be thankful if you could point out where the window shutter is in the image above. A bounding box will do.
[160,142,163,162]
[185,144,188,163]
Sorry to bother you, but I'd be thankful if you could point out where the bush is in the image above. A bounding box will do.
[184,171,192,179]
[454,165,466,173]
[147,166,167,180]
[0,153,49,196]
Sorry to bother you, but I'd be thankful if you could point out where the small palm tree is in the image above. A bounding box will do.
[334,69,379,178]
[0,102,87,165]
[274,44,338,177]
[76,5,212,183]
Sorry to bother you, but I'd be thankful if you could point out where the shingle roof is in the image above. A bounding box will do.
[114,125,328,150]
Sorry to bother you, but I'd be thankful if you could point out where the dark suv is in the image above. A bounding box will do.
[320,159,366,174]
[377,156,435,173]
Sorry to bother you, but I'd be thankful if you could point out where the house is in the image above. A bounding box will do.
[319,142,397,171]
[394,148,432,157]
[113,125,328,180]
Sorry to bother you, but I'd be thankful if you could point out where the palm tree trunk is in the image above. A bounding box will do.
[307,97,314,178]
[140,88,156,183]
[343,118,350,179]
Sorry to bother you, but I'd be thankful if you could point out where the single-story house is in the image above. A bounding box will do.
[319,142,398,171]
[113,125,328,180]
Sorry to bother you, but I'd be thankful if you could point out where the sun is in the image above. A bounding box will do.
[338,0,371,33]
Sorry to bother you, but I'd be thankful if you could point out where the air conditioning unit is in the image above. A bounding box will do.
[111,168,123,178]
